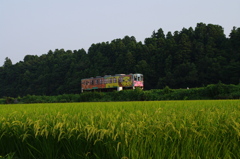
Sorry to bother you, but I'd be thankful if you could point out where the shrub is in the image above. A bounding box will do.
[0,98,5,104]
[4,83,239,103]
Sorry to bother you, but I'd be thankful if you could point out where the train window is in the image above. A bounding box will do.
[96,80,98,84]
[134,75,137,81]
[91,80,94,85]
[138,76,140,81]
[105,79,109,84]
[113,78,116,83]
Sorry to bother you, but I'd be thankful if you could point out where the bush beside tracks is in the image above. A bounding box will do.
[1,83,239,104]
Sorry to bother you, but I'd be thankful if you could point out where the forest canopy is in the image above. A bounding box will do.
[0,23,239,97]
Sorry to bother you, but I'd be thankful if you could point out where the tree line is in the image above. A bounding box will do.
[0,23,239,98]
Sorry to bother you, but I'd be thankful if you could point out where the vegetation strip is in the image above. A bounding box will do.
[1,83,239,104]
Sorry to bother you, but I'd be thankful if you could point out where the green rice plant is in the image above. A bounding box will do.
[0,100,240,158]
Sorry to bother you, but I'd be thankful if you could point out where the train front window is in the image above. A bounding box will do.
[134,74,143,81]
[134,75,137,81]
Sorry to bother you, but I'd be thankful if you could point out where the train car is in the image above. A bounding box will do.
[81,73,143,92]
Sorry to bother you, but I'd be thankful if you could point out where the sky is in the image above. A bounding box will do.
[1,0,240,66]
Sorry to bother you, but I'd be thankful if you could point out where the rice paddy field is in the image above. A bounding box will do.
[0,100,240,159]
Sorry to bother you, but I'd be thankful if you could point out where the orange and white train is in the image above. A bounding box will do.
[81,73,143,92]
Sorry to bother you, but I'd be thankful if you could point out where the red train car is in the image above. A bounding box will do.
[81,73,143,92]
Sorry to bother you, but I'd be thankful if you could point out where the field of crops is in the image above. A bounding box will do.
[0,100,240,159]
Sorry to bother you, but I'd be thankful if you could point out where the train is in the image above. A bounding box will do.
[81,73,143,92]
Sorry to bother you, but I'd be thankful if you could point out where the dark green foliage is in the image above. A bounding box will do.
[1,97,15,104]
[0,153,15,159]
[0,99,5,104]
[1,84,239,103]
[0,23,239,97]
[205,82,240,99]
[3,57,12,68]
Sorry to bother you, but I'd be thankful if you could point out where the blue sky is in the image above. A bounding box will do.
[1,0,240,66]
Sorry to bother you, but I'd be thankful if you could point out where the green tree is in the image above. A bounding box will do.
[173,33,192,65]
[3,57,12,67]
